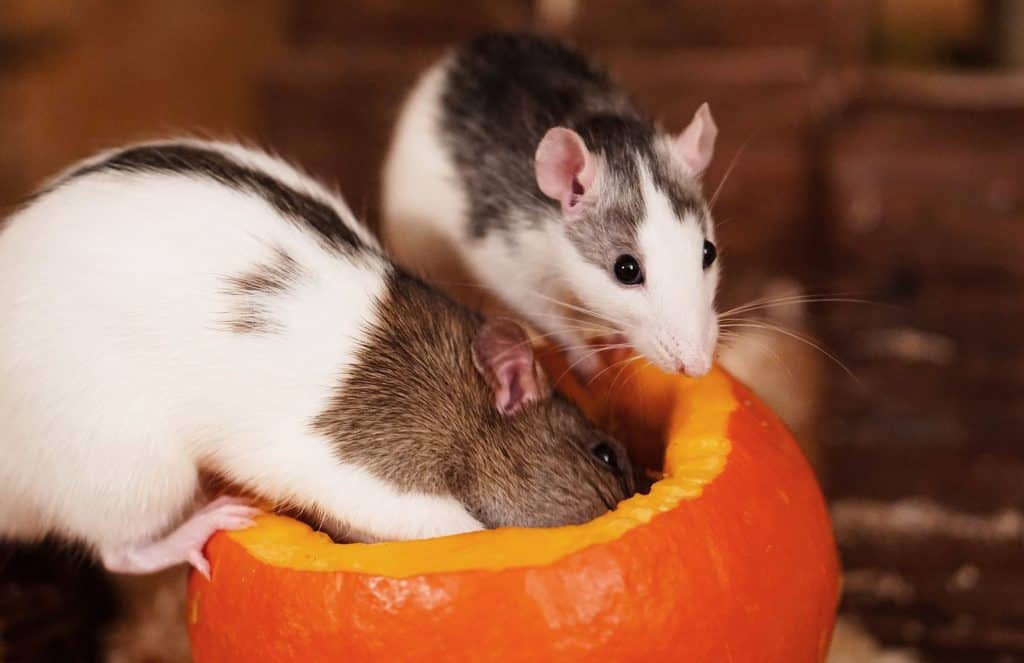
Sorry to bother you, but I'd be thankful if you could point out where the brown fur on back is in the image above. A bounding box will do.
[313,270,633,531]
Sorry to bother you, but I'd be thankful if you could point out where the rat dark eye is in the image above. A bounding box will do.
[591,442,619,471]
[702,240,717,270]
[613,254,644,285]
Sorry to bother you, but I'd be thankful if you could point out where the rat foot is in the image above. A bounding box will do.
[99,496,260,579]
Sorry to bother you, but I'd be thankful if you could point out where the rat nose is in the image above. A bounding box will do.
[659,332,712,377]
[678,356,711,378]
[679,360,712,377]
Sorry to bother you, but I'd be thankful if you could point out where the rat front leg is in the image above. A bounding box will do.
[99,496,260,579]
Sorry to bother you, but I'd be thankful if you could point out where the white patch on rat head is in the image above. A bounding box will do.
[631,168,719,375]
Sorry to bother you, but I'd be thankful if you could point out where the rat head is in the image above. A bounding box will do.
[535,103,721,377]
[459,319,635,527]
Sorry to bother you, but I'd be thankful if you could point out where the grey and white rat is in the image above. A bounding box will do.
[382,32,721,377]
[0,139,633,578]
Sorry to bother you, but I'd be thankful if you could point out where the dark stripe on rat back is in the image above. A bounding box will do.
[68,144,368,252]
[222,245,303,334]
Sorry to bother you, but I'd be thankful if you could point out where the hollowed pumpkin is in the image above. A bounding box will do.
[187,353,839,662]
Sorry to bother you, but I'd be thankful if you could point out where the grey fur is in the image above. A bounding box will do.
[440,32,709,272]
[314,270,634,530]
[222,245,303,334]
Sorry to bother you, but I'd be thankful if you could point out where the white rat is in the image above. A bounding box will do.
[382,33,721,377]
[0,139,633,578]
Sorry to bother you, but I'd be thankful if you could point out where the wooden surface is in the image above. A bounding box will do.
[822,73,1024,659]
[288,0,534,45]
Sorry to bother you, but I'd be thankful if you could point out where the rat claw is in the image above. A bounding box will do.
[188,549,211,580]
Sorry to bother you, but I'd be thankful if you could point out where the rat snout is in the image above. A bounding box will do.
[658,334,714,377]
[678,353,712,378]
[658,313,719,377]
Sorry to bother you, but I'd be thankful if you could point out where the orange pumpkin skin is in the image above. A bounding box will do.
[188,367,839,662]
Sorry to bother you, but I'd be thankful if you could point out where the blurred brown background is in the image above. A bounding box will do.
[1,1,1023,662]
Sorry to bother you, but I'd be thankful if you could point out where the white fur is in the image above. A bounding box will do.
[382,66,721,376]
[381,60,469,281]
[0,140,482,557]
[630,165,719,374]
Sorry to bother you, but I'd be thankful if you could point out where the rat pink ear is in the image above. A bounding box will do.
[472,319,552,416]
[535,127,597,215]
[673,102,718,177]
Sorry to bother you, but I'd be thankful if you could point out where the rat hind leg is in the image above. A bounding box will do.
[99,496,260,579]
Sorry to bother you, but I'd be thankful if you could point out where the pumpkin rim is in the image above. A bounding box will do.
[220,365,737,578]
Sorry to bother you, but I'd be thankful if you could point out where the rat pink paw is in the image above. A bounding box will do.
[100,496,260,579]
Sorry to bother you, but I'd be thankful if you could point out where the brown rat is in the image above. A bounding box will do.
[316,272,635,534]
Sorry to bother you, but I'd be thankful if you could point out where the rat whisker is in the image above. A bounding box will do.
[604,354,644,403]
[525,312,619,336]
[709,137,751,213]
[718,321,860,384]
[716,292,876,318]
[719,291,852,315]
[487,334,630,369]
[606,355,645,406]
[528,284,630,325]
[525,290,628,330]
[530,323,622,340]
[716,329,796,383]
[552,344,634,369]
[554,345,622,385]
[420,275,627,336]
[586,354,636,387]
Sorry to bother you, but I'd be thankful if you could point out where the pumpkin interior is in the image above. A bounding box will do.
[225,352,736,577]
